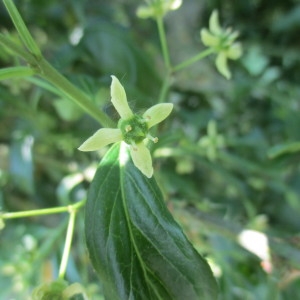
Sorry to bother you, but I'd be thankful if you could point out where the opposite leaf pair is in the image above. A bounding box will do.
[79,76,173,178]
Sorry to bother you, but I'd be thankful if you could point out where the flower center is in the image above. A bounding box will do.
[118,115,148,145]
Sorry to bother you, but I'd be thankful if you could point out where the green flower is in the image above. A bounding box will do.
[137,0,182,19]
[31,279,68,300]
[200,10,242,79]
[198,120,225,161]
[78,76,173,178]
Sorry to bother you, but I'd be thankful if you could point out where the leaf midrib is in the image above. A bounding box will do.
[119,156,169,299]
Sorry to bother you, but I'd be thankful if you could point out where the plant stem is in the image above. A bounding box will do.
[158,76,171,104]
[2,200,86,219]
[172,48,214,72]
[37,58,115,128]
[3,0,41,57]
[156,16,171,72]
[0,33,115,127]
[1,200,85,279]
[58,207,77,279]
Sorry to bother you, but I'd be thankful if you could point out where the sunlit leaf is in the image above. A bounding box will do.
[85,143,218,299]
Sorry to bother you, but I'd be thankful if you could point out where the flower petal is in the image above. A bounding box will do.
[200,29,219,47]
[227,30,239,43]
[143,103,173,129]
[111,75,133,120]
[226,43,242,60]
[78,128,123,151]
[216,52,231,79]
[130,142,153,178]
[209,10,222,35]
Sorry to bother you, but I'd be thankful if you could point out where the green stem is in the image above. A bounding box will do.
[158,76,171,104]
[172,48,214,72]
[2,0,115,127]
[3,0,41,57]
[37,58,115,128]
[0,34,115,127]
[1,200,86,219]
[58,207,77,279]
[156,16,171,72]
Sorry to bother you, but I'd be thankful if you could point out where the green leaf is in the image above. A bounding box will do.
[53,98,83,122]
[82,20,161,104]
[268,141,300,159]
[0,66,35,81]
[85,143,218,300]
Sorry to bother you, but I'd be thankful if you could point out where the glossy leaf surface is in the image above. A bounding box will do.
[85,142,218,299]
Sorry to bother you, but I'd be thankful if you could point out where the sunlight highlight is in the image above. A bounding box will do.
[119,142,130,168]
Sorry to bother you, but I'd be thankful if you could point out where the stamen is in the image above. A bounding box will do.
[125,125,132,132]
[147,134,158,143]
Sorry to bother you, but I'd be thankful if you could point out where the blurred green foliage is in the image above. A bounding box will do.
[0,0,300,299]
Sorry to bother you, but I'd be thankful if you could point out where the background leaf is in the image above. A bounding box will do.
[85,142,218,300]
[9,128,34,195]
[268,141,300,159]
